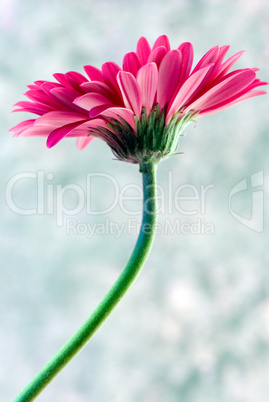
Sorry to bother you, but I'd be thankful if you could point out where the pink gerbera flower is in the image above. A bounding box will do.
[10,35,267,165]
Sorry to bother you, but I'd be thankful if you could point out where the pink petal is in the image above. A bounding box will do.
[50,87,86,113]
[219,45,230,62]
[196,78,268,116]
[24,89,60,109]
[41,83,83,112]
[137,63,158,117]
[53,73,73,88]
[77,136,95,150]
[152,35,170,51]
[191,46,219,74]
[12,101,53,115]
[72,118,108,137]
[157,50,182,111]
[192,75,268,116]
[229,89,268,103]
[9,119,35,136]
[186,69,256,112]
[37,81,61,91]
[117,71,142,119]
[47,119,89,148]
[87,118,108,130]
[246,78,269,90]
[99,107,136,131]
[136,37,151,65]
[199,90,267,117]
[73,92,113,111]
[122,52,141,76]
[213,51,245,82]
[191,46,231,98]
[80,81,120,103]
[41,81,63,94]
[203,45,230,85]
[166,64,213,124]
[147,46,167,67]
[50,86,79,101]
[27,81,37,87]
[34,111,87,126]
[14,120,100,139]
[177,42,194,84]
[102,62,122,97]
[65,71,88,92]
[83,65,104,82]
[89,104,114,118]
[58,122,93,137]
[18,126,55,137]
[33,80,47,87]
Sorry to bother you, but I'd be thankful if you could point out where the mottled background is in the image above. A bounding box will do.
[1,0,269,401]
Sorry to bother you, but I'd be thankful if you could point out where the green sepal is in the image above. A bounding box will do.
[91,106,197,165]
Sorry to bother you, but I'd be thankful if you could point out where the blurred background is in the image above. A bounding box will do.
[1,0,269,401]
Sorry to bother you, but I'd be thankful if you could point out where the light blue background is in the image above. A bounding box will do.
[1,0,269,401]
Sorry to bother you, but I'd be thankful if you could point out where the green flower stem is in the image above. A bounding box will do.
[14,161,158,401]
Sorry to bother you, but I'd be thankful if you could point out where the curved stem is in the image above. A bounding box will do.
[14,161,158,401]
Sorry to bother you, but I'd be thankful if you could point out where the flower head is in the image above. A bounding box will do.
[10,35,267,166]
